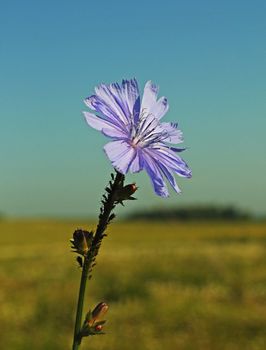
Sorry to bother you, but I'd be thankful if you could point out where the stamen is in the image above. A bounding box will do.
[129,109,171,148]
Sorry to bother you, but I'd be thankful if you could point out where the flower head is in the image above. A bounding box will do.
[83,79,191,197]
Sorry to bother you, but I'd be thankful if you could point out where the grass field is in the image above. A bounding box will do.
[0,219,266,349]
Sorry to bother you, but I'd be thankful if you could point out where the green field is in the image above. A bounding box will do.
[0,220,266,349]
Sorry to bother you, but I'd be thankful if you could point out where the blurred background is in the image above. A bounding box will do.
[0,0,265,349]
[0,0,265,219]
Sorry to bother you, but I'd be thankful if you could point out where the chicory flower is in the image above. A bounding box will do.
[83,79,191,197]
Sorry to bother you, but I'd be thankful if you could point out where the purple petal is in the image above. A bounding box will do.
[95,84,128,123]
[85,80,141,134]
[141,81,159,114]
[142,151,169,197]
[83,111,123,133]
[84,95,127,132]
[129,149,144,173]
[150,96,169,120]
[157,162,181,194]
[104,140,136,174]
[146,147,192,178]
[122,79,140,123]
[102,127,128,139]
[85,83,133,132]
[161,122,183,144]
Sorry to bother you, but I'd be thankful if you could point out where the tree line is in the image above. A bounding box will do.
[127,205,252,221]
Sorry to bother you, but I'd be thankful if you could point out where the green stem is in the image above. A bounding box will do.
[72,258,90,350]
[71,171,124,350]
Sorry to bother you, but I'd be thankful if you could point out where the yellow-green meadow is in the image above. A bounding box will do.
[0,220,266,349]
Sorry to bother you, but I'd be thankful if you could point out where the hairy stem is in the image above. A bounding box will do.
[92,171,124,253]
[72,171,123,350]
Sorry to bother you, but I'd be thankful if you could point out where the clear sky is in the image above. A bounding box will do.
[0,0,265,218]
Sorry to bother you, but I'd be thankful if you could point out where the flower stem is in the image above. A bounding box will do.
[93,171,124,249]
[72,258,90,350]
[72,171,124,350]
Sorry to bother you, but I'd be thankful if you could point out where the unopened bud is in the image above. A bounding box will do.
[92,302,109,320]
[114,183,138,204]
[87,302,109,327]
[70,229,93,255]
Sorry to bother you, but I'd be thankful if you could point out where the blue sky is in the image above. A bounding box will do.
[0,0,265,217]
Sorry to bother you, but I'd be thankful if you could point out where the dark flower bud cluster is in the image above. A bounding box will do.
[80,302,109,337]
[70,229,93,256]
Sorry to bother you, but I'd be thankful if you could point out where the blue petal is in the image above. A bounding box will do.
[150,96,169,120]
[122,79,140,123]
[147,147,192,178]
[102,83,131,122]
[84,95,127,132]
[157,162,181,194]
[129,149,144,173]
[83,111,125,134]
[104,140,136,174]
[141,81,159,115]
[102,127,128,140]
[142,151,169,197]
[85,80,140,135]
[161,122,183,144]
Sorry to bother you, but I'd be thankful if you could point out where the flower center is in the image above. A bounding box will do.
[129,110,168,148]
